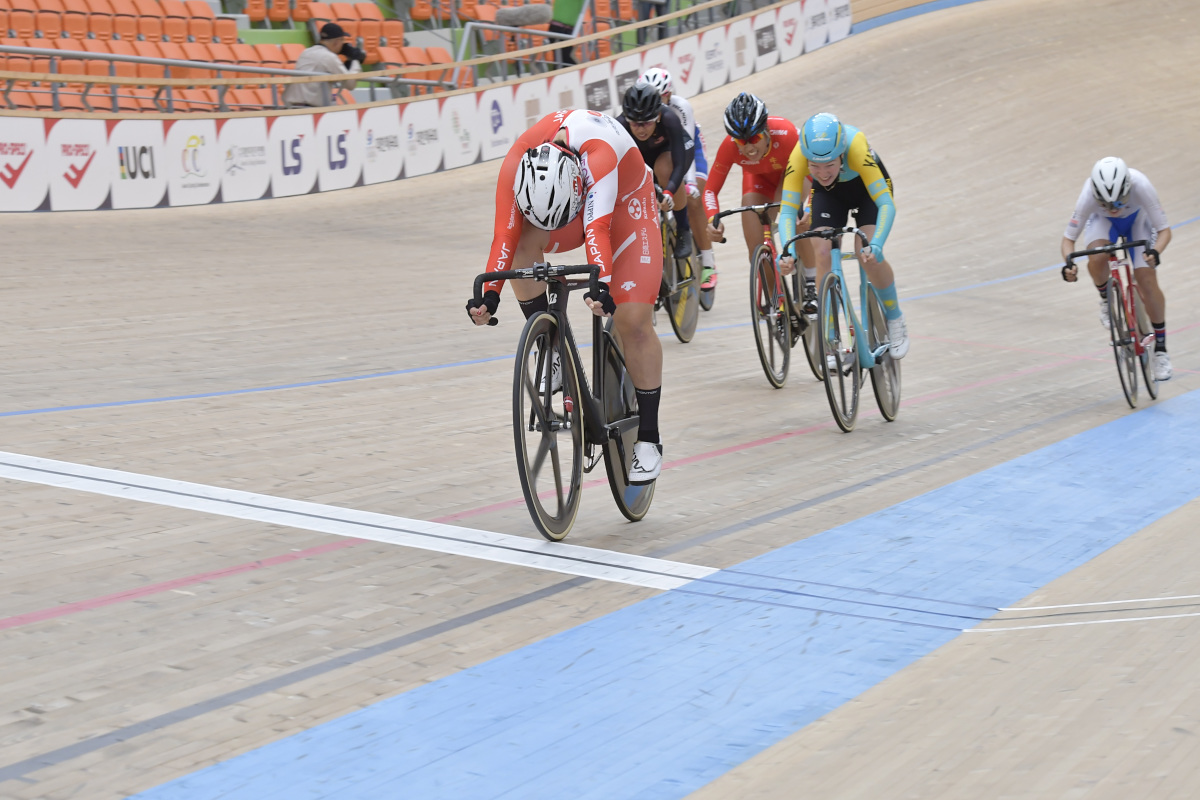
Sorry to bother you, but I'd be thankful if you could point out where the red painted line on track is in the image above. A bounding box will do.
[0,540,357,632]
[2,341,1189,632]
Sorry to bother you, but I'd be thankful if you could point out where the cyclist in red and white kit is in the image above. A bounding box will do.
[703,93,816,291]
[466,109,665,483]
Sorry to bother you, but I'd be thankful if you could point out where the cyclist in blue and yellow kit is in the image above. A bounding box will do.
[778,112,909,358]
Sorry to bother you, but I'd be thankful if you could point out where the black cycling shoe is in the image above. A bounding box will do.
[673,230,693,260]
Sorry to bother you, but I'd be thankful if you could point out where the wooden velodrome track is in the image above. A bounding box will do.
[4,0,1200,796]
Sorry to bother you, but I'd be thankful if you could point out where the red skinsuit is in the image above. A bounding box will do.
[702,117,800,220]
[485,109,661,305]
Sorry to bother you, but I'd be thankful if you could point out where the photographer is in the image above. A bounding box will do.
[283,22,365,108]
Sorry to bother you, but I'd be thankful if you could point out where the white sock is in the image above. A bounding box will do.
[700,249,715,268]
[803,266,816,280]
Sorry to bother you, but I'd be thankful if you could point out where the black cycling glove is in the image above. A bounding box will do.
[466,290,500,324]
[583,283,617,316]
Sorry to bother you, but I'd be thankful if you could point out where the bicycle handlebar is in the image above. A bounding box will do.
[782,226,870,259]
[472,263,602,326]
[710,203,780,244]
[1066,239,1151,261]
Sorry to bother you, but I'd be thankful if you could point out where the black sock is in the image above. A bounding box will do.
[635,386,661,443]
[1153,321,1166,352]
[517,292,549,319]
[673,209,690,235]
[1096,283,1108,299]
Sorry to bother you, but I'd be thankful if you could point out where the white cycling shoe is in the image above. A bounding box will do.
[629,440,662,485]
[1153,350,1173,382]
[887,314,910,359]
[1098,297,1112,330]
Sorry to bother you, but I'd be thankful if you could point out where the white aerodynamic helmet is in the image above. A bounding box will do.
[640,67,673,96]
[1090,156,1132,209]
[514,142,584,231]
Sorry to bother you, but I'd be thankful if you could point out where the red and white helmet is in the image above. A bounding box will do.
[514,142,584,231]
[639,67,673,97]
[1090,156,1131,210]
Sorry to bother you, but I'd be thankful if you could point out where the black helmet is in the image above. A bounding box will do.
[723,92,769,140]
[622,79,662,123]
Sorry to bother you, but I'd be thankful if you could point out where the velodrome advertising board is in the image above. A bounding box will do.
[0,0,850,212]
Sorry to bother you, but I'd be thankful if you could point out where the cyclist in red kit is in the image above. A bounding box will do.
[466,109,666,484]
[704,93,816,291]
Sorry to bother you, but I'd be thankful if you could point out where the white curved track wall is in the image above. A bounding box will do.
[0,0,855,212]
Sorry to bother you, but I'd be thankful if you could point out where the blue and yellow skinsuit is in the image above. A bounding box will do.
[777,125,895,263]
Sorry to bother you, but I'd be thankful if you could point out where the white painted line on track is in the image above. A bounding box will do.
[999,594,1200,611]
[0,450,717,592]
[967,611,1200,633]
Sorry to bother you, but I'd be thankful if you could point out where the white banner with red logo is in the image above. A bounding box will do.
[0,0,860,212]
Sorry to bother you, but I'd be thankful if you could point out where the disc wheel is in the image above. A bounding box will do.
[866,286,901,421]
[665,251,700,343]
[513,312,584,541]
[795,274,823,381]
[1107,279,1138,408]
[601,326,654,521]
[817,272,862,432]
[1133,281,1158,400]
[749,244,790,388]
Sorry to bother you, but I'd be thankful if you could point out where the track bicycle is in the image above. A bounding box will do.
[1065,238,1159,408]
[712,203,820,388]
[471,263,654,541]
[787,227,901,432]
[655,186,700,343]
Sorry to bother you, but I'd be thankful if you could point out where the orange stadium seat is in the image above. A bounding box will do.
[109,0,134,18]
[180,40,213,72]
[408,0,431,23]
[279,41,302,62]
[206,40,234,62]
[131,0,160,17]
[267,0,289,25]
[185,0,213,17]
[229,41,257,61]
[358,17,381,62]
[292,0,312,23]
[162,15,186,41]
[457,0,479,20]
[159,0,187,18]
[380,15,402,46]
[354,2,381,20]
[9,0,40,13]
[226,86,260,109]
[306,1,333,28]
[213,16,237,42]
[9,10,37,38]
[36,10,64,37]
[180,87,216,110]
[426,44,469,89]
[253,42,285,65]
[0,11,8,41]
[244,0,266,24]
[137,14,161,38]
[375,44,401,66]
[329,1,356,20]
[187,15,212,41]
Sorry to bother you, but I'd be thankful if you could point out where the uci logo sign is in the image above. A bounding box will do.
[118,145,155,180]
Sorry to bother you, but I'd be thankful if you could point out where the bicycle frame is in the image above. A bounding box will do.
[713,202,792,306]
[788,226,889,369]
[1067,238,1154,358]
[473,264,630,451]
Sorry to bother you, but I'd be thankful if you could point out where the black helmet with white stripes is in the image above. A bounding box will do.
[723,92,769,140]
